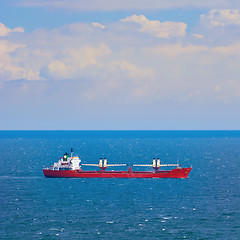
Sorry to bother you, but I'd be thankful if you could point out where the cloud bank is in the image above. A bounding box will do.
[1,12,240,107]
[201,9,240,26]
[0,23,24,36]
[121,15,186,38]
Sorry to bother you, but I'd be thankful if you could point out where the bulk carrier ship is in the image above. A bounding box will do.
[43,149,192,178]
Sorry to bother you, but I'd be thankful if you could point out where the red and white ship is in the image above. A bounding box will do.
[43,150,192,178]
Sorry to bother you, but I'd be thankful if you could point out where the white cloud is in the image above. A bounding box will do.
[47,44,111,80]
[47,60,70,79]
[121,15,186,38]
[212,43,240,55]
[92,22,105,29]
[201,9,240,27]
[0,21,112,82]
[143,43,240,102]
[111,60,154,80]
[110,60,155,97]
[0,40,42,81]
[0,23,42,81]
[82,60,156,100]
[146,43,240,59]
[193,33,204,39]
[145,43,209,58]
[0,23,24,36]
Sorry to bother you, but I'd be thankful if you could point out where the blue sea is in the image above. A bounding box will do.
[0,131,240,239]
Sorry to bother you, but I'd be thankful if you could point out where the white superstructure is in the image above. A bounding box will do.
[51,152,81,170]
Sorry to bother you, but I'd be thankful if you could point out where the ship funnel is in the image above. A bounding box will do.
[157,158,161,168]
[152,158,156,168]
[63,153,69,161]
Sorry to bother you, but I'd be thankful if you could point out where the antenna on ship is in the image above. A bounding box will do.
[71,148,74,158]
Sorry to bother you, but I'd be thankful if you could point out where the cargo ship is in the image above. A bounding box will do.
[43,150,192,178]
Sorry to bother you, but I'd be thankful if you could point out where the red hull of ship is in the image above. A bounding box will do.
[43,167,192,178]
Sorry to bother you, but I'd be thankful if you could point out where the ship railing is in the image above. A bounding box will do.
[43,166,60,170]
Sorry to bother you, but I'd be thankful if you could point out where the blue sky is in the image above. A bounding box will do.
[1,0,240,130]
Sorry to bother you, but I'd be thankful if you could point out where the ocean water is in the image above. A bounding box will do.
[0,131,240,239]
